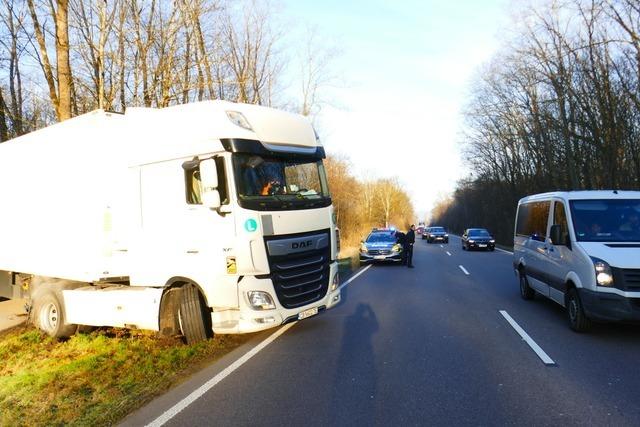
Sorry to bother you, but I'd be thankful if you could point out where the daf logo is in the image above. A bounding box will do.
[292,240,313,249]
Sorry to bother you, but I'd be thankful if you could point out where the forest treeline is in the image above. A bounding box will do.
[432,0,640,245]
[0,0,328,139]
[326,156,415,247]
[0,0,413,248]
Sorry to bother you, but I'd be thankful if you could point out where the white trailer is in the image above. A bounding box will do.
[0,101,341,342]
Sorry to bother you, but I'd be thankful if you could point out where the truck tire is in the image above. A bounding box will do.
[179,283,212,344]
[33,289,77,339]
[567,288,592,332]
[519,271,535,300]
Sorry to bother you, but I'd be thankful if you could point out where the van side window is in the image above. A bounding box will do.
[553,202,569,240]
[516,201,550,241]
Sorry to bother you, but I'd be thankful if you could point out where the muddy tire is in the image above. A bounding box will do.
[179,283,212,344]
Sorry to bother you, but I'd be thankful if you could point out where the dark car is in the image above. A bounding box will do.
[461,228,495,251]
[359,230,403,264]
[423,226,449,243]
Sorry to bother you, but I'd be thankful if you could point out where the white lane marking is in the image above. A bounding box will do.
[338,264,372,291]
[499,310,555,366]
[496,247,513,254]
[147,264,372,427]
[458,265,470,275]
[440,244,444,248]
[446,251,452,256]
[147,322,296,427]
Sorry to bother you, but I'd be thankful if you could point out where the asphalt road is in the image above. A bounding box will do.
[123,235,640,426]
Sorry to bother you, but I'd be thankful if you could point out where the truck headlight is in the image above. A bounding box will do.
[331,273,339,291]
[392,244,402,252]
[591,257,614,286]
[247,291,276,310]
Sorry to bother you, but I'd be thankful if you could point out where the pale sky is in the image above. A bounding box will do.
[281,0,511,220]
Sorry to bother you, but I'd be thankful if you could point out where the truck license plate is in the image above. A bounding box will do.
[298,307,318,320]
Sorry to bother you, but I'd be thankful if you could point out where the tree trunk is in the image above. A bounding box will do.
[56,0,72,121]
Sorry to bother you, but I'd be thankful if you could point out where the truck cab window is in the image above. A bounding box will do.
[184,157,228,206]
[215,157,229,205]
[185,167,202,205]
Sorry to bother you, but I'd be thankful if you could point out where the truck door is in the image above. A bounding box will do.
[181,156,238,308]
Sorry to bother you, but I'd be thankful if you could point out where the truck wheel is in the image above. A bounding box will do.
[519,271,535,300]
[567,288,591,332]
[179,283,212,344]
[33,290,77,339]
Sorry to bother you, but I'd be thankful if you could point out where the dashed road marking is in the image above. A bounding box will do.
[459,265,470,275]
[446,251,452,256]
[499,310,555,366]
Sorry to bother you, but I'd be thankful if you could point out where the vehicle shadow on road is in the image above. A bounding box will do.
[329,303,379,425]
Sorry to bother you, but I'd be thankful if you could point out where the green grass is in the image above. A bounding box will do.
[0,325,254,426]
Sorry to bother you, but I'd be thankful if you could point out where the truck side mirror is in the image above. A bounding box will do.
[199,158,221,209]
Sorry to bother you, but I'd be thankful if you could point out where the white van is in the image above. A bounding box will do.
[513,191,640,331]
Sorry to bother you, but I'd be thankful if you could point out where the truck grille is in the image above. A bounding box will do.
[613,268,640,292]
[265,230,331,309]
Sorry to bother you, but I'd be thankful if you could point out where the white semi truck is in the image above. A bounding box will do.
[0,101,341,342]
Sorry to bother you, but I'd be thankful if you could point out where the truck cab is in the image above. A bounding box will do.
[0,101,341,342]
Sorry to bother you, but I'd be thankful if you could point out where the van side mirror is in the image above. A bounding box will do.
[550,224,569,247]
[199,158,221,209]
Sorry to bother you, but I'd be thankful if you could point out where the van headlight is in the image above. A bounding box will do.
[591,257,614,286]
[247,291,276,310]
[392,244,402,252]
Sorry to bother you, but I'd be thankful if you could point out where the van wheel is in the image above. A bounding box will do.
[567,288,591,332]
[519,271,535,300]
[179,283,213,344]
[33,289,77,339]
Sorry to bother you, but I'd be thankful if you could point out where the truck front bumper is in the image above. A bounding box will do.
[211,261,340,334]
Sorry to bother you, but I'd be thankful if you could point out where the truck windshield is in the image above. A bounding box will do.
[232,153,332,211]
[570,199,640,242]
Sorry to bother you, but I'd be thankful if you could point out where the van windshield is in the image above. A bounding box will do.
[570,199,640,242]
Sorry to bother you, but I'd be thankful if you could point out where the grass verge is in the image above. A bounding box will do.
[0,254,359,426]
[0,325,254,426]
